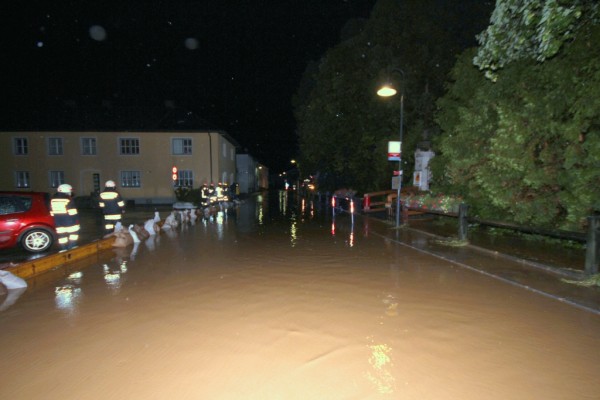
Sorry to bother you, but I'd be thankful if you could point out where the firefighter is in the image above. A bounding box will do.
[50,184,80,250]
[99,180,125,234]
[208,183,217,206]
[221,182,230,202]
[200,182,210,208]
[216,182,225,203]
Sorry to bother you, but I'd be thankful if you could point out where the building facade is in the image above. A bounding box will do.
[235,153,269,194]
[0,131,238,205]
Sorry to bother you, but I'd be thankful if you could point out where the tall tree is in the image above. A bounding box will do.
[474,0,599,79]
[433,23,600,230]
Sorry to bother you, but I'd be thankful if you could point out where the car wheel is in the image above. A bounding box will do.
[21,229,53,253]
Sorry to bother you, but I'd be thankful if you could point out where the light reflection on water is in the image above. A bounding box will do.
[289,217,298,247]
[365,339,395,394]
[331,214,356,247]
[54,285,82,314]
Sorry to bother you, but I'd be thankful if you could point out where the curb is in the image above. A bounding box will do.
[5,237,116,280]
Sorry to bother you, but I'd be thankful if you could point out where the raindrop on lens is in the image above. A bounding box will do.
[89,25,107,41]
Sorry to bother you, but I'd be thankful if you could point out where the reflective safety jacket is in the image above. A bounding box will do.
[216,184,224,202]
[99,188,125,219]
[50,192,80,234]
[200,185,210,206]
[208,185,217,204]
[221,184,230,202]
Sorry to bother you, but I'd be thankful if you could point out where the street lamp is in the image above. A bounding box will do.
[377,68,405,228]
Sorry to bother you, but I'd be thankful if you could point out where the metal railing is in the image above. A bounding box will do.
[404,203,598,276]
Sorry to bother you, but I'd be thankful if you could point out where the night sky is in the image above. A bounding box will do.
[2,1,378,172]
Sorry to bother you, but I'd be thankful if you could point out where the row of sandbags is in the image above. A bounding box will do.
[110,210,195,247]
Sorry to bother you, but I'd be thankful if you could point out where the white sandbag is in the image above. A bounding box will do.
[114,221,124,232]
[128,225,141,243]
[0,270,27,290]
[144,219,157,235]
[132,224,149,240]
[0,286,27,312]
[162,211,178,230]
[112,231,134,247]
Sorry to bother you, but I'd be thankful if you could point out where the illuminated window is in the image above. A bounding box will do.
[175,170,193,187]
[172,138,192,155]
[15,171,30,188]
[121,171,141,187]
[49,171,65,188]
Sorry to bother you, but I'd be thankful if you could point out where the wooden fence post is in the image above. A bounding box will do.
[584,215,599,275]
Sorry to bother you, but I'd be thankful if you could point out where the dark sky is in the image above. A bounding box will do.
[2,1,378,172]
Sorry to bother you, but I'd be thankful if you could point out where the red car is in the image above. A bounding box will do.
[0,191,56,253]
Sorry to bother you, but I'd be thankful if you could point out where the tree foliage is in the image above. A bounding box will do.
[474,0,599,78]
[294,0,491,193]
[433,24,600,230]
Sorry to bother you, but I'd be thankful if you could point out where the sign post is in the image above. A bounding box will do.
[388,141,402,226]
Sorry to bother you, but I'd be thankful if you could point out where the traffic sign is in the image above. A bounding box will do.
[388,141,402,161]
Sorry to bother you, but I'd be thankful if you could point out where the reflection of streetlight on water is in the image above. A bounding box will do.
[377,68,405,228]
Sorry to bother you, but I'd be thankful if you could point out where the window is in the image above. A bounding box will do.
[175,170,193,187]
[121,171,141,187]
[230,148,235,161]
[49,171,65,188]
[222,143,227,157]
[13,138,28,155]
[48,137,63,155]
[120,138,140,155]
[15,171,30,188]
[0,196,31,215]
[172,138,192,155]
[82,137,97,155]
[93,173,100,193]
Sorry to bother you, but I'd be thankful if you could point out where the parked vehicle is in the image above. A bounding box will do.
[0,192,56,253]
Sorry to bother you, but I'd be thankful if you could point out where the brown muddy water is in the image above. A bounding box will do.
[1,192,599,399]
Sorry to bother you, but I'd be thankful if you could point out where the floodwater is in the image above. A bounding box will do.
[1,191,599,400]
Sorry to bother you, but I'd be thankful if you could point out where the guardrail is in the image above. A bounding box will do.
[407,203,599,276]
[363,190,396,213]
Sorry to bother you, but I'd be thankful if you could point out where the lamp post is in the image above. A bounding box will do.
[377,68,405,228]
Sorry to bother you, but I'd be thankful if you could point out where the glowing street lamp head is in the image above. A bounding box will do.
[377,85,397,97]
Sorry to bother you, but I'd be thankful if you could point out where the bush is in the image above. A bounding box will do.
[174,187,200,204]
[403,192,463,214]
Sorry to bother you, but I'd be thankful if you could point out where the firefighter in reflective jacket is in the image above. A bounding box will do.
[200,182,210,207]
[99,180,125,234]
[208,183,217,205]
[221,182,230,202]
[50,184,80,250]
[216,182,225,203]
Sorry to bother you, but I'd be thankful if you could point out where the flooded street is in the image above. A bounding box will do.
[1,191,599,399]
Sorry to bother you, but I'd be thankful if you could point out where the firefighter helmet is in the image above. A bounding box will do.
[105,180,116,188]
[57,184,73,193]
